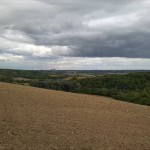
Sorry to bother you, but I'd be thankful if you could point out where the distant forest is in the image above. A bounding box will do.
[0,69,150,106]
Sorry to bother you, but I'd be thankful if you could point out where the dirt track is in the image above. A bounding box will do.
[0,82,150,150]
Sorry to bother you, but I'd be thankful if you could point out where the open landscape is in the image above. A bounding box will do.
[1,0,150,149]
[1,69,150,106]
[0,82,150,150]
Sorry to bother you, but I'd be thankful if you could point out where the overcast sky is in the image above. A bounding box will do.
[0,0,150,70]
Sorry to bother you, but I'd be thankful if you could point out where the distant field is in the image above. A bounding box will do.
[0,82,150,150]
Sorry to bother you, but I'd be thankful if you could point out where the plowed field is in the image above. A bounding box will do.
[0,82,150,150]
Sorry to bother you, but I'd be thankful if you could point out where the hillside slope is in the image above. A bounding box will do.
[0,82,150,150]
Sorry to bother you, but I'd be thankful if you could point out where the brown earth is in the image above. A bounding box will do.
[0,82,150,150]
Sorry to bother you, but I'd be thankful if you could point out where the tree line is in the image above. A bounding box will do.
[0,69,150,106]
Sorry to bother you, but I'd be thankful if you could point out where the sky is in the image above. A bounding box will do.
[0,0,150,70]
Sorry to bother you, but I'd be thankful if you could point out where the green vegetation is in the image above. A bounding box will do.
[0,69,150,106]
[78,73,150,106]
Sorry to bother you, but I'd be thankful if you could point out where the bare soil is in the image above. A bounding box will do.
[0,82,150,150]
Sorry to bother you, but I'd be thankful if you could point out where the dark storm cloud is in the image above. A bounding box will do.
[0,0,150,59]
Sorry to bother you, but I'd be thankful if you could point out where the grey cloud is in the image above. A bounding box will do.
[0,59,7,62]
[0,0,150,63]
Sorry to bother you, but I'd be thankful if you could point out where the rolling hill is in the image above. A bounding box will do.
[0,82,150,150]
